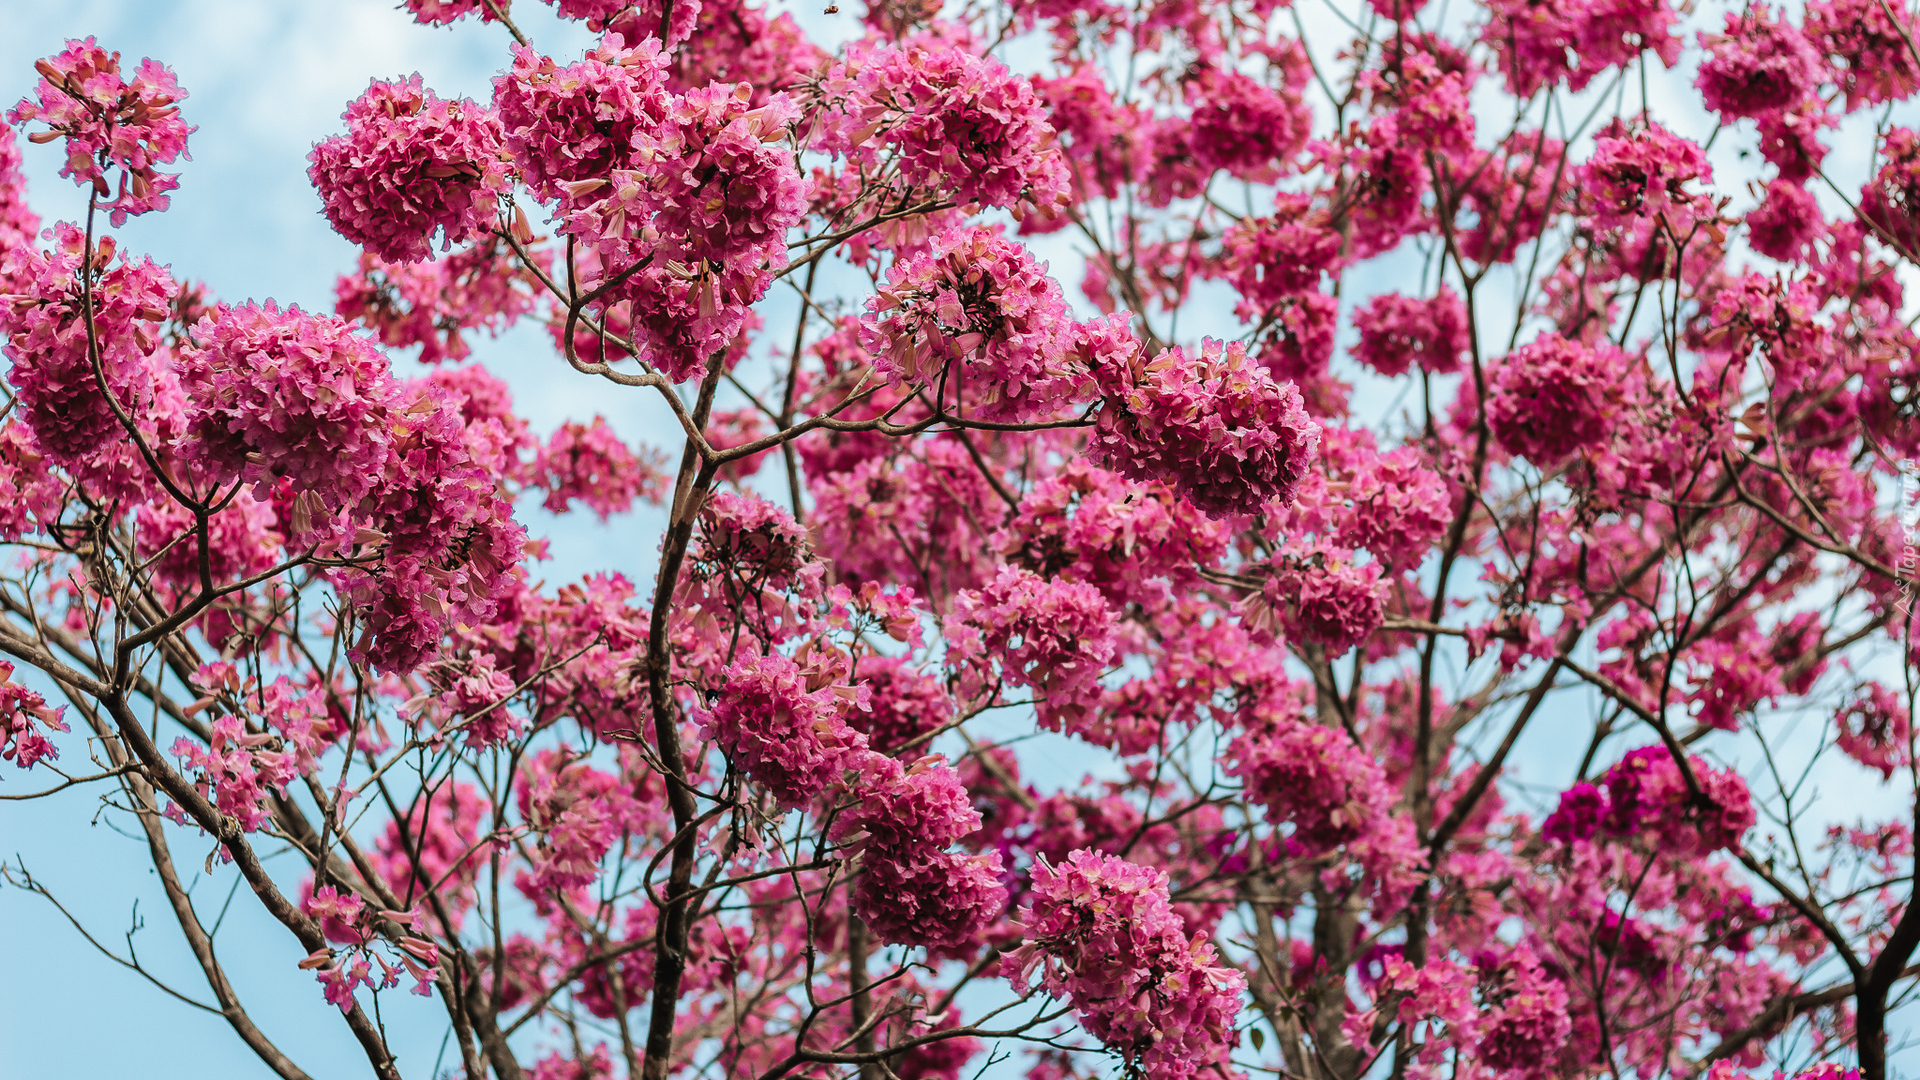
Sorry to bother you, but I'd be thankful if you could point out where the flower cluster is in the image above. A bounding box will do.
[7,38,192,224]
[171,716,299,832]
[694,651,867,809]
[837,753,1006,949]
[1227,708,1392,850]
[945,566,1117,727]
[816,40,1069,213]
[1486,334,1616,465]
[535,417,666,520]
[1337,448,1452,570]
[308,76,510,264]
[1351,287,1468,377]
[492,36,671,203]
[333,240,541,364]
[1834,683,1912,779]
[1541,746,1755,856]
[862,226,1084,421]
[1090,335,1322,518]
[0,661,67,773]
[1004,850,1245,1080]
[1695,7,1823,121]
[0,224,173,471]
[632,84,806,269]
[1578,121,1714,233]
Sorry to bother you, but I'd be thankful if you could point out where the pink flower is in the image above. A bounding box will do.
[845,656,954,755]
[630,84,806,268]
[1336,448,1452,570]
[1351,287,1469,377]
[180,301,397,526]
[862,226,1086,422]
[1187,67,1310,180]
[1862,128,1920,255]
[815,40,1069,214]
[0,224,174,471]
[1834,683,1912,779]
[1600,745,1755,856]
[1806,0,1920,110]
[9,39,193,225]
[0,660,67,773]
[1578,121,1714,233]
[1476,951,1573,1074]
[170,715,299,832]
[1486,334,1617,464]
[1745,179,1823,262]
[1261,546,1387,656]
[695,651,867,809]
[1090,333,1322,518]
[1006,850,1244,1080]
[333,240,542,364]
[839,752,1005,949]
[1696,7,1823,120]
[945,565,1118,727]
[1219,192,1344,312]
[1228,708,1392,850]
[535,417,667,520]
[308,76,510,264]
[493,36,671,205]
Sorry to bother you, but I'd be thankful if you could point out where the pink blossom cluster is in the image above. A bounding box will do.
[0,224,174,471]
[333,241,540,364]
[1336,448,1452,571]
[1695,7,1823,121]
[7,38,192,225]
[1351,287,1468,377]
[308,76,510,264]
[301,886,440,1005]
[815,40,1069,213]
[1541,746,1755,856]
[695,651,868,809]
[997,461,1230,607]
[844,655,953,754]
[1227,707,1393,850]
[1486,334,1617,465]
[492,36,671,204]
[862,226,1085,421]
[1004,850,1245,1080]
[0,660,67,773]
[1745,179,1824,262]
[179,302,525,671]
[1578,121,1714,234]
[1834,683,1913,778]
[1863,128,1920,255]
[178,301,401,519]
[1807,0,1920,108]
[945,565,1117,728]
[1257,546,1387,656]
[1476,953,1574,1074]
[1218,193,1343,314]
[1480,0,1679,97]
[171,715,300,832]
[1186,67,1310,180]
[516,750,650,894]
[1090,333,1322,518]
[628,84,807,269]
[535,417,666,520]
[404,653,525,749]
[837,753,1006,949]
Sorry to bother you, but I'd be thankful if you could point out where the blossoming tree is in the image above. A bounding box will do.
[1,0,1918,1078]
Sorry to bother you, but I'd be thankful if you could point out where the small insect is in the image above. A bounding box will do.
[824,3,838,11]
